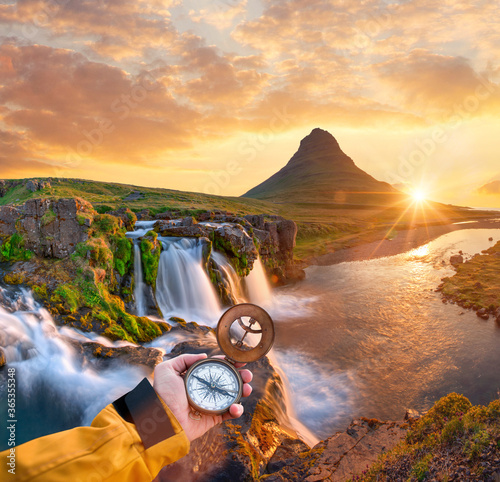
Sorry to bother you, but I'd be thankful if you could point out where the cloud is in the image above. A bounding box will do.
[373,50,500,120]
[477,180,500,195]
[0,42,204,168]
[189,0,247,29]
[0,0,179,61]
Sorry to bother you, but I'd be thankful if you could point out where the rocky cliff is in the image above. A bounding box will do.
[0,198,93,258]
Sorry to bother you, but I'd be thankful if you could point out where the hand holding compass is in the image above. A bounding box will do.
[152,304,274,442]
[184,303,275,417]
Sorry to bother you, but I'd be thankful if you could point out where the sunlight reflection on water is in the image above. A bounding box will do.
[275,228,500,439]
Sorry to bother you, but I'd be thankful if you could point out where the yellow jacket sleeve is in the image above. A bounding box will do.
[1,379,190,482]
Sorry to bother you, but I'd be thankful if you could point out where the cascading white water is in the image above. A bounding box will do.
[156,237,222,325]
[245,257,273,307]
[133,241,146,316]
[128,220,158,238]
[210,251,246,304]
[0,287,146,450]
[126,221,158,316]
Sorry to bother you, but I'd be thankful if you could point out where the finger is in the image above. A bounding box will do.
[221,403,244,422]
[212,355,247,369]
[238,369,253,384]
[242,383,252,398]
[166,353,207,374]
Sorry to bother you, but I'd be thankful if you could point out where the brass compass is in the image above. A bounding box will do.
[184,303,275,416]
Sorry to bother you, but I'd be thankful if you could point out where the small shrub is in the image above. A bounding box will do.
[411,453,433,481]
[463,429,490,460]
[41,208,57,226]
[0,233,33,262]
[95,205,114,214]
[441,417,465,442]
[92,214,121,235]
[32,284,49,300]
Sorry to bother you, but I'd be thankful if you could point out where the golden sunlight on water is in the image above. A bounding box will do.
[274,228,500,439]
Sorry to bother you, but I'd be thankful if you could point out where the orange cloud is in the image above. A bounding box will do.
[373,50,500,121]
[478,180,500,195]
[0,42,204,168]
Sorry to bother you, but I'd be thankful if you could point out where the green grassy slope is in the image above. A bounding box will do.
[0,178,279,216]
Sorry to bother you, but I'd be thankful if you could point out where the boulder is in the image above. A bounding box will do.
[180,216,197,227]
[107,207,137,231]
[26,180,40,192]
[136,209,151,220]
[277,219,297,252]
[245,215,300,284]
[0,206,22,237]
[214,224,259,273]
[154,211,173,220]
[65,338,163,369]
[477,308,489,320]
[17,198,93,258]
[267,438,311,474]
[450,254,464,265]
[266,419,407,482]
[155,223,210,238]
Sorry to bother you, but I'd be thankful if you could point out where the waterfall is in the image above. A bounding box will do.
[127,219,275,321]
[0,287,145,450]
[129,220,158,238]
[245,257,273,307]
[133,241,146,316]
[127,221,158,316]
[156,237,222,325]
[210,251,246,304]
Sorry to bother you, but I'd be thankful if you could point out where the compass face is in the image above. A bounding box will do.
[185,359,242,415]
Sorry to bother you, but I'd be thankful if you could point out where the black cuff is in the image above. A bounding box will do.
[113,378,176,449]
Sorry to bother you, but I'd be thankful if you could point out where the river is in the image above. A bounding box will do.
[271,228,500,440]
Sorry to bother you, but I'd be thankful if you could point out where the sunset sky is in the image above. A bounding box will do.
[1,1,499,207]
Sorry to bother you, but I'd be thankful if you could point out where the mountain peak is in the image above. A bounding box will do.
[299,128,341,151]
[243,127,397,203]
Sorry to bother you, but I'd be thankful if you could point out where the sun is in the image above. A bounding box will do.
[411,189,427,202]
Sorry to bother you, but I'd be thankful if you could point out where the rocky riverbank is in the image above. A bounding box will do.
[438,239,500,323]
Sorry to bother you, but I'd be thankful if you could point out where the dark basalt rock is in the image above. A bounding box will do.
[0,198,93,259]
[64,338,164,370]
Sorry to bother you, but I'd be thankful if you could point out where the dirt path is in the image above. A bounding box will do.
[308,219,500,266]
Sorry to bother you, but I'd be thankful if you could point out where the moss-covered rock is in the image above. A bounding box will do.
[140,232,161,289]
[0,233,33,262]
[357,393,500,481]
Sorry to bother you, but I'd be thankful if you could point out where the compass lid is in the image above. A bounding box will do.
[216,303,275,363]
